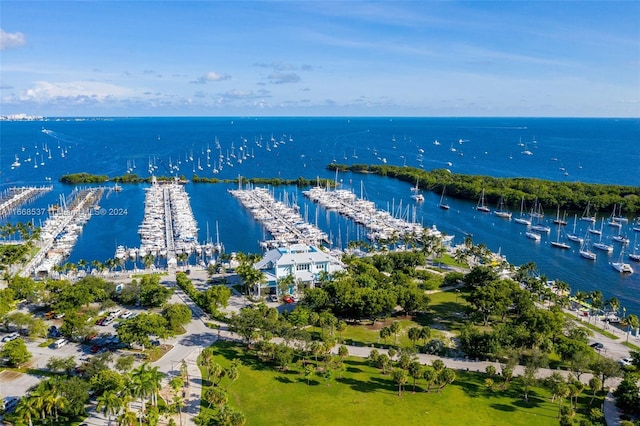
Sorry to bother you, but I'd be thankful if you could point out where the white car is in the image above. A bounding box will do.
[120,311,133,320]
[619,358,633,366]
[269,294,278,302]
[1,332,20,342]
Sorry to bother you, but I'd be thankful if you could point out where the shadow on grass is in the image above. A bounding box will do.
[336,376,379,393]
[275,375,295,384]
[490,403,516,412]
[211,341,272,371]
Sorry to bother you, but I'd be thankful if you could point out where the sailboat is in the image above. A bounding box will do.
[551,226,570,249]
[476,188,490,213]
[592,219,613,253]
[494,196,512,219]
[553,205,567,226]
[629,234,640,262]
[410,178,424,202]
[579,235,597,260]
[513,196,531,225]
[567,214,584,243]
[438,186,450,210]
[525,228,541,241]
[611,249,634,273]
[612,226,630,245]
[607,204,623,228]
[581,201,596,223]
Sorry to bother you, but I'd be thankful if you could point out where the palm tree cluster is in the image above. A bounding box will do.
[196,348,245,426]
[368,349,456,396]
[9,362,168,426]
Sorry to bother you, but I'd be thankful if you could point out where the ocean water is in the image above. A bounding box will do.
[1,117,639,314]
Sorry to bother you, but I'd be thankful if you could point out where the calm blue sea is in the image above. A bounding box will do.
[1,117,639,314]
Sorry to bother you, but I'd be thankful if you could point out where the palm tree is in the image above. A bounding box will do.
[117,408,138,426]
[77,258,88,273]
[392,368,408,396]
[130,363,155,425]
[148,365,164,407]
[624,314,639,343]
[14,397,39,426]
[97,390,122,425]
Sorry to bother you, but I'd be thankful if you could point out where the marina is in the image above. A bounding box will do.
[20,187,104,277]
[302,182,444,244]
[137,178,201,266]
[0,116,639,316]
[0,186,52,219]
[230,182,329,249]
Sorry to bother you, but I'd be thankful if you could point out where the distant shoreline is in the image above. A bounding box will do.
[59,165,640,216]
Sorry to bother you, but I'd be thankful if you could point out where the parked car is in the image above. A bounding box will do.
[283,295,294,304]
[2,396,19,412]
[2,332,20,342]
[619,358,633,366]
[120,311,133,320]
[53,338,68,349]
[590,342,604,350]
[269,294,278,302]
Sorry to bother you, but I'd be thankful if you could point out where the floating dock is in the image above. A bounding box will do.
[21,187,104,277]
[137,178,199,265]
[230,183,328,249]
[0,186,53,219]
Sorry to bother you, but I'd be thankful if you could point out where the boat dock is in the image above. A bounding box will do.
[20,187,104,277]
[230,184,329,249]
[0,185,53,219]
[303,184,440,243]
[137,179,199,264]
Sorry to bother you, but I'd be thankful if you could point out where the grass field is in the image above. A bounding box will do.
[201,341,600,426]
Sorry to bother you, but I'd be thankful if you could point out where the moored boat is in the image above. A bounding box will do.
[438,186,450,210]
[579,237,597,260]
[476,188,490,213]
[612,250,634,273]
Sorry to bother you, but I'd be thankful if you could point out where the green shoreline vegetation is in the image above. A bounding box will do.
[59,172,335,188]
[327,164,640,216]
[59,166,640,215]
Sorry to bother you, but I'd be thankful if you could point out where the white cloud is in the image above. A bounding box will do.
[0,28,26,50]
[18,81,135,103]
[192,71,231,84]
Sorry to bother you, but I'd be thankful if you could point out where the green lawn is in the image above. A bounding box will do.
[202,342,600,426]
[316,289,472,349]
[312,317,440,349]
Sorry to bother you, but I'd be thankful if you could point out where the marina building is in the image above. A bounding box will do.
[253,244,344,295]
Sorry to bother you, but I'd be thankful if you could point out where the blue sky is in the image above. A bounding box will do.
[1,1,638,117]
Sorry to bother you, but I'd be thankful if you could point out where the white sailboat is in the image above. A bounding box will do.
[611,250,634,273]
[438,186,450,210]
[410,178,424,202]
[581,201,596,223]
[592,219,613,253]
[567,214,584,243]
[629,234,640,262]
[579,235,597,260]
[553,205,567,226]
[551,226,570,249]
[513,196,531,225]
[607,204,623,228]
[525,229,541,241]
[476,188,490,213]
[494,196,512,219]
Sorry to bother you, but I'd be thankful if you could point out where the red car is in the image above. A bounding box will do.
[283,296,294,304]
